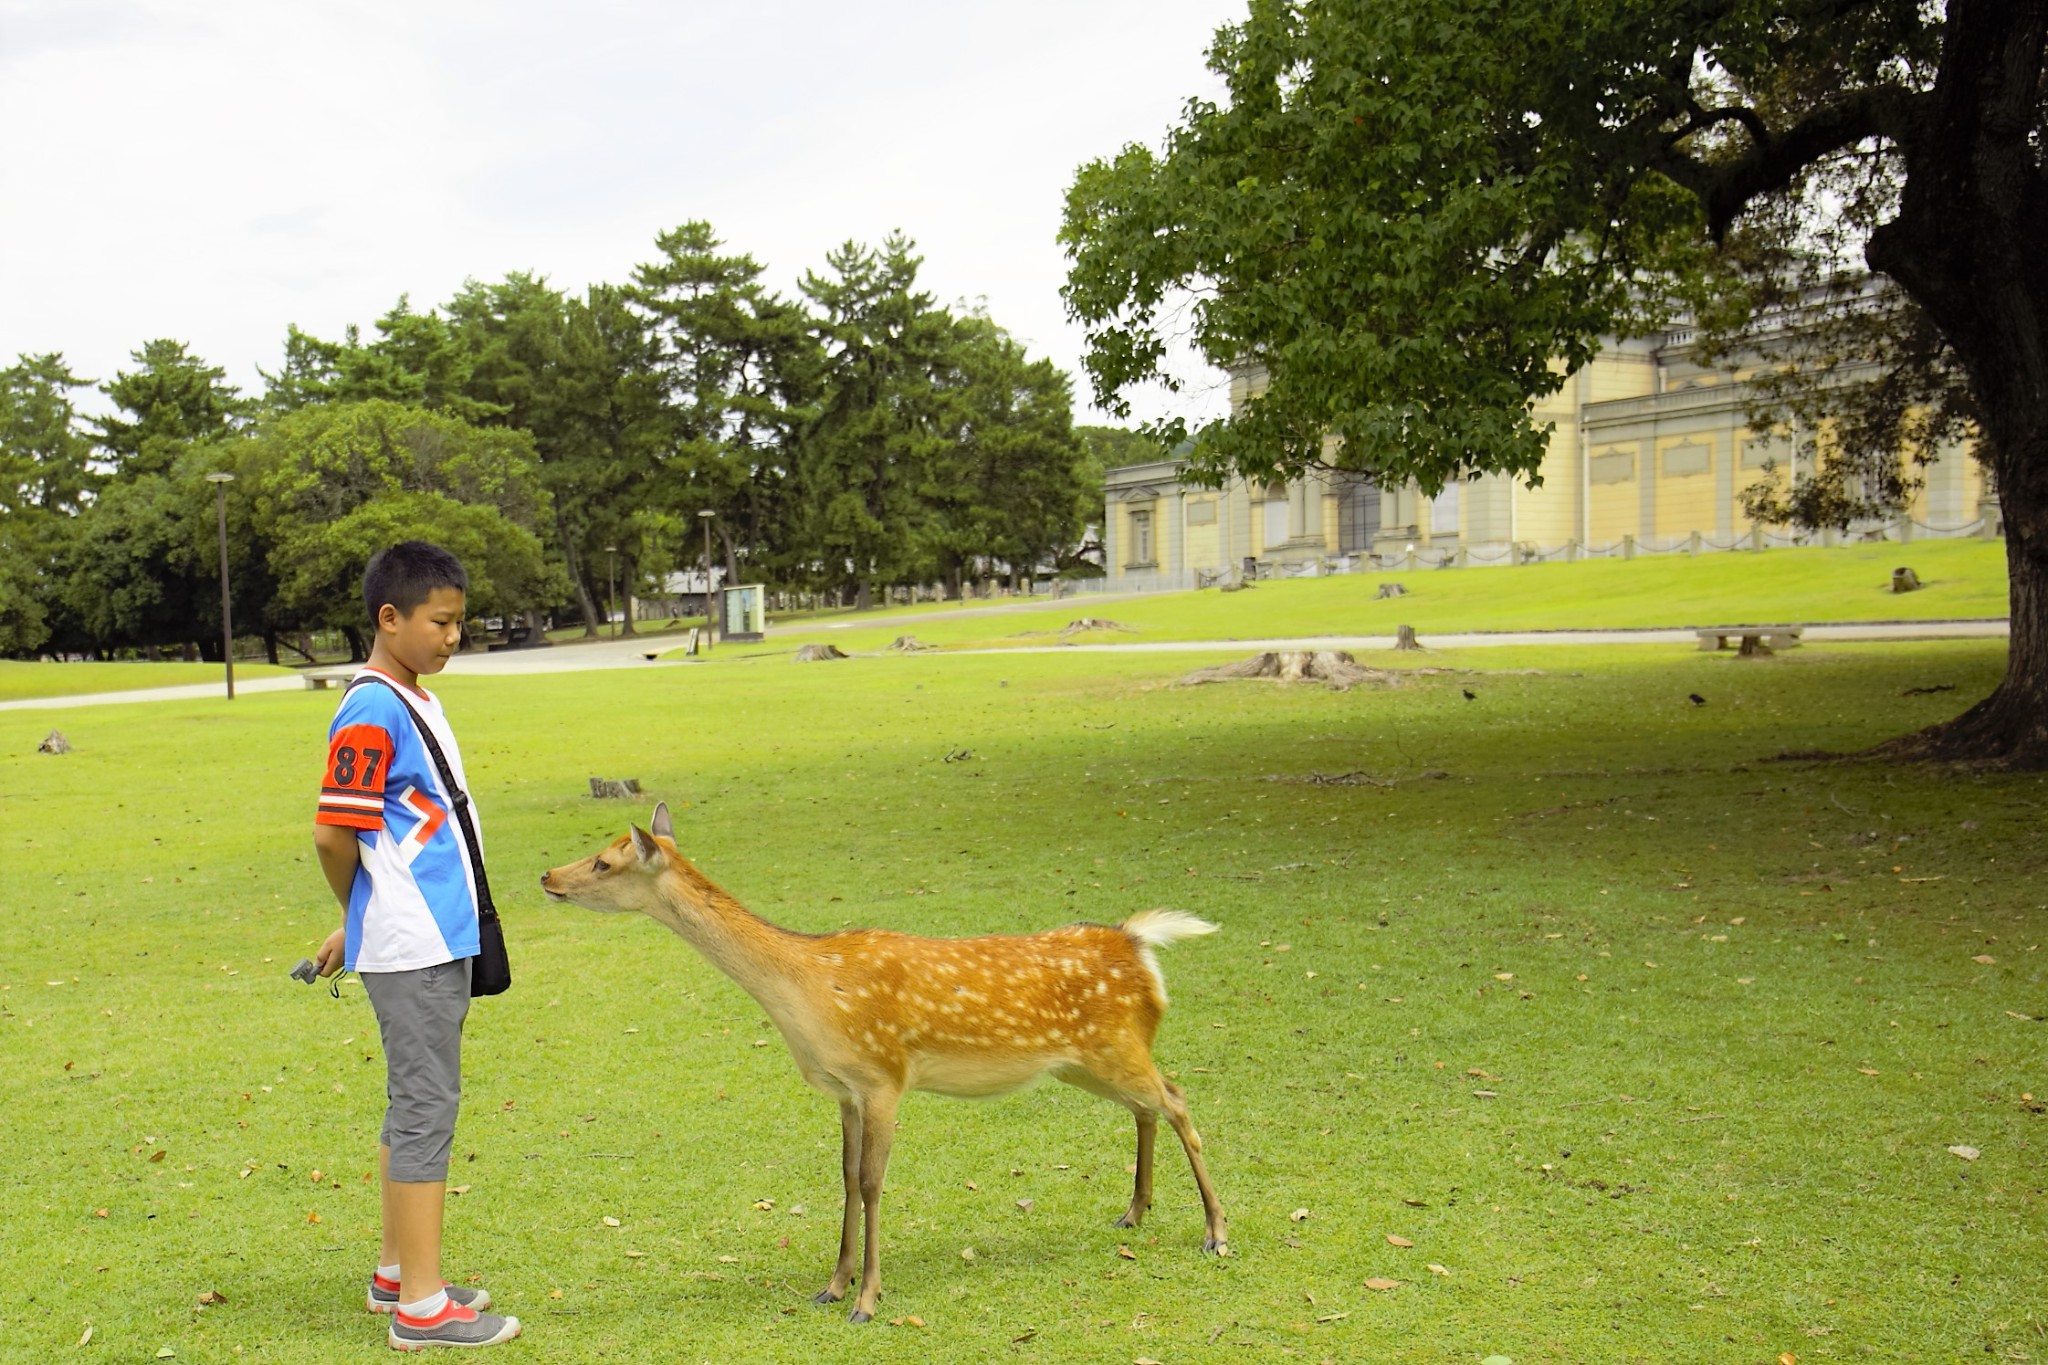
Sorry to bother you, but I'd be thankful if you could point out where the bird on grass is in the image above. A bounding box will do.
[1462,688,1477,701]
[1688,693,1707,706]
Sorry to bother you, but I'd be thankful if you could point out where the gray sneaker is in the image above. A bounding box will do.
[387,1297,521,1350]
[368,1273,493,1315]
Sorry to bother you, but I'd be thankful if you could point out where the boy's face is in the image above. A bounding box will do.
[377,586,467,677]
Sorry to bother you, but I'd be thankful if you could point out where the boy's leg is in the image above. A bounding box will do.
[379,1144,448,1307]
[362,961,469,1306]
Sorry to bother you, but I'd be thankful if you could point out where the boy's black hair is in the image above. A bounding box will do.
[363,541,469,623]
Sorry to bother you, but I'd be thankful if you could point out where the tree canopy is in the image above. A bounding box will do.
[1062,0,2047,764]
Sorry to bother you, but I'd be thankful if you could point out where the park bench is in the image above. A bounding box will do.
[302,667,357,690]
[1695,625,1804,654]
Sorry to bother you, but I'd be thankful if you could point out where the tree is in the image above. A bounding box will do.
[441,275,671,634]
[239,401,561,650]
[795,235,956,608]
[1063,0,2048,765]
[918,315,1093,595]
[98,340,251,477]
[1,353,98,519]
[629,223,819,603]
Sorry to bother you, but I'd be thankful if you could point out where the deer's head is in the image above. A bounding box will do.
[540,802,678,914]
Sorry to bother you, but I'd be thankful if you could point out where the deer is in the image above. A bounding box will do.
[538,802,1227,1323]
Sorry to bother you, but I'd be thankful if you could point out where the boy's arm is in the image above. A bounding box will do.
[312,817,361,976]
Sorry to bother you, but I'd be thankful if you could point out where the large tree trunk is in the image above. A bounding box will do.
[557,518,603,639]
[1866,0,2048,766]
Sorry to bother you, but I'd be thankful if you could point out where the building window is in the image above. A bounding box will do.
[1335,473,1379,552]
[1126,509,1154,566]
[1430,480,1461,535]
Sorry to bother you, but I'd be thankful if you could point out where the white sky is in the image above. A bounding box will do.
[0,0,1238,427]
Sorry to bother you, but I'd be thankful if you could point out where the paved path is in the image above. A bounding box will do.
[2,618,2007,712]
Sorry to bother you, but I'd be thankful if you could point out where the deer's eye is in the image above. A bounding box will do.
[592,858,610,874]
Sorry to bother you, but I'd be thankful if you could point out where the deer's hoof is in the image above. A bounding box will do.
[1202,1232,1229,1256]
[812,1289,843,1306]
[1113,1215,1138,1229]
[848,1309,873,1325]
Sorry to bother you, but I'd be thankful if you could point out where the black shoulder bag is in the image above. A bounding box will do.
[346,676,511,996]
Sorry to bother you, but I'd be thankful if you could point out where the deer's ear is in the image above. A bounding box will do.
[630,824,663,866]
[650,801,673,841]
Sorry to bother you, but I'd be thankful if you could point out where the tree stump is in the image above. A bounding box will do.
[37,729,71,754]
[886,635,932,652]
[588,777,643,799]
[1376,582,1408,599]
[1891,566,1922,592]
[793,643,848,662]
[1177,650,1384,691]
[1394,624,1423,651]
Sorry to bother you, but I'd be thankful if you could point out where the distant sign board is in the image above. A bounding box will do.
[720,584,766,642]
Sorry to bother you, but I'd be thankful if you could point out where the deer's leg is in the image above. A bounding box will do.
[1157,1076,1228,1255]
[814,1097,863,1306]
[1114,1109,1157,1229]
[847,1091,899,1324]
[1053,1063,1157,1229]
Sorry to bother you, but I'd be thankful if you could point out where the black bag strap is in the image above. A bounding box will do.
[346,675,498,924]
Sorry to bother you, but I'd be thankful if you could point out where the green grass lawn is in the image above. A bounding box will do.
[2,640,2041,1363]
[735,538,2009,657]
[0,661,293,702]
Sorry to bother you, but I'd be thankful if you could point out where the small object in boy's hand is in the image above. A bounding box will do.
[290,958,319,984]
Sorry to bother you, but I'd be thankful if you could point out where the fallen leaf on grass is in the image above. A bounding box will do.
[1011,1328,1038,1343]
[1289,1208,1311,1222]
[717,1255,738,1263]
[1467,1068,1497,1080]
[78,1325,92,1346]
[149,1149,167,1163]
[752,1199,775,1210]
[548,1289,564,1300]
[1779,1354,1798,1365]
[602,1216,621,1227]
[1016,1198,1034,1212]
[889,1315,926,1327]
[1857,1068,1879,1076]
[1402,1198,1428,1208]
[157,1349,175,1359]
[1426,1263,1451,1277]
[93,1209,107,1218]
[1947,1145,1980,1161]
[449,1184,472,1196]
[195,1290,226,1306]
[1115,1245,1137,1260]
[1363,1278,1402,1291]
[305,1212,321,1225]
[1386,1234,1414,1248]
[1972,955,1996,965]
[1316,1311,1350,1322]
[623,1250,645,1259]
[1134,1358,1164,1365]
[961,1247,977,1263]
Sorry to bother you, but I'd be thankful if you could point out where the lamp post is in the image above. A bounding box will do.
[205,472,236,699]
[698,509,716,651]
[604,544,618,639]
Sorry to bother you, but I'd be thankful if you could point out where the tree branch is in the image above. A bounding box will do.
[1650,85,1922,240]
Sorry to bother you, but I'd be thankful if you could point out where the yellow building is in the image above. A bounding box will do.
[1100,330,1994,589]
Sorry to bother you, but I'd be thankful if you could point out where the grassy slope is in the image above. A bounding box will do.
[0,661,294,702]
[2,640,2042,1363]
[744,538,2009,656]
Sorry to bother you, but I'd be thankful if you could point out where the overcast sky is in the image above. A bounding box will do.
[0,0,1239,427]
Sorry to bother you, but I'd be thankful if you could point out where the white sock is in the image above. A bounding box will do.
[399,1289,449,1319]
[377,1262,402,1281]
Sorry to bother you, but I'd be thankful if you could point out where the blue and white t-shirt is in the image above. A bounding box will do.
[314,666,482,973]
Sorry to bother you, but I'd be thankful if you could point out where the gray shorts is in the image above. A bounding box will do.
[362,958,471,1183]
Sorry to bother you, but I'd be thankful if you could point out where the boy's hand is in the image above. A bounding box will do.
[314,927,347,977]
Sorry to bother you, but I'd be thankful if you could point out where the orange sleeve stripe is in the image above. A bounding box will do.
[316,806,384,831]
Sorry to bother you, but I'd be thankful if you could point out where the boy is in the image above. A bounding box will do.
[310,541,521,1350]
